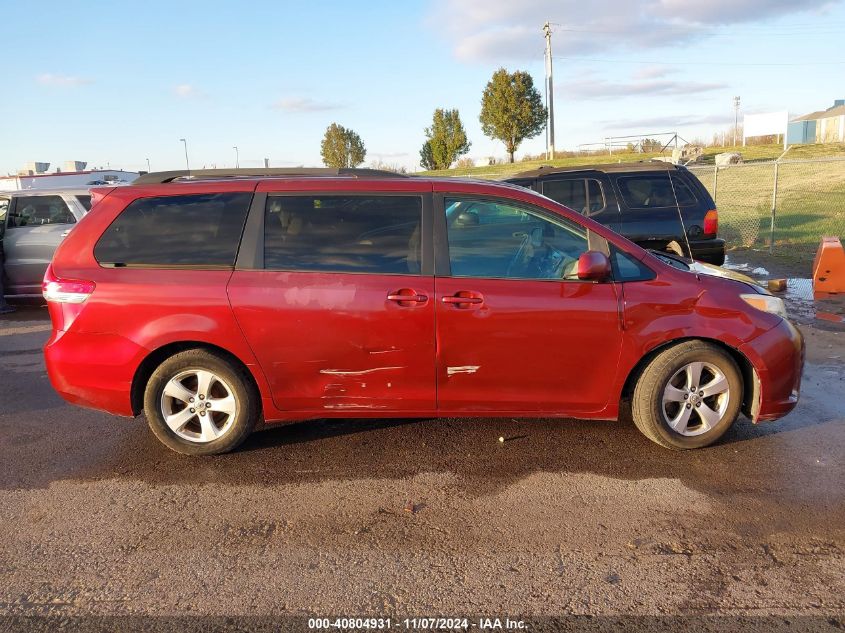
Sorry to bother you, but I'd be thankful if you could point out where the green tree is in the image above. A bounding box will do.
[320,123,366,168]
[640,138,662,152]
[419,108,471,170]
[420,140,436,171]
[479,68,547,163]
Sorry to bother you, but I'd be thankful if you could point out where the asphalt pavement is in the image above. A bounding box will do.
[1,306,843,625]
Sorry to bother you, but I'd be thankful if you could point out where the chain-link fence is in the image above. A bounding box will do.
[687,157,845,269]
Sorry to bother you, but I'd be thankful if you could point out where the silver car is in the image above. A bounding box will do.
[0,189,91,298]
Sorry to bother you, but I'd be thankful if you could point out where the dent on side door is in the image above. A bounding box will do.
[228,189,438,414]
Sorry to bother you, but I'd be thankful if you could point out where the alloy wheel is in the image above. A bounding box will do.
[159,369,238,443]
[661,361,731,436]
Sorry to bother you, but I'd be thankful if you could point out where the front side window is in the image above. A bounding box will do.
[617,174,697,209]
[445,198,588,280]
[263,195,422,274]
[94,192,252,267]
[7,195,76,227]
[611,247,655,281]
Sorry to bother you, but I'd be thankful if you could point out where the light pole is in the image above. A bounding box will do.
[543,21,555,160]
[179,138,190,173]
[733,96,741,147]
[233,146,239,168]
[146,158,151,172]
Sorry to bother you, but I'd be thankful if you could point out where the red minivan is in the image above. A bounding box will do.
[43,168,804,455]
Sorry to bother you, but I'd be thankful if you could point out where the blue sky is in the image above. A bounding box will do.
[1,0,844,174]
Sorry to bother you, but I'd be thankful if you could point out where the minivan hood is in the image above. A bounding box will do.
[688,260,763,289]
[647,249,768,293]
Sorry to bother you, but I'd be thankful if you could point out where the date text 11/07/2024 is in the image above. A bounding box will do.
[307,617,528,630]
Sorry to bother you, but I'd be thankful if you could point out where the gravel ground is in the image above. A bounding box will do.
[0,305,843,627]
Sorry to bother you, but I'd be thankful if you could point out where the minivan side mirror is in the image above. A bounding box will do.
[577,251,611,281]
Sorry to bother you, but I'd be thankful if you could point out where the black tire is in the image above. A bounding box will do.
[143,349,259,456]
[631,341,743,450]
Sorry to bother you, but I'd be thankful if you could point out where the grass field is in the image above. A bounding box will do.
[420,142,845,180]
[687,157,845,263]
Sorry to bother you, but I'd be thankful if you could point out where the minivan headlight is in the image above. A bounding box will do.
[740,294,787,318]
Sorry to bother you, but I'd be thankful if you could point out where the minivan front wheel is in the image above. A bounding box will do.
[632,341,743,450]
[144,349,259,455]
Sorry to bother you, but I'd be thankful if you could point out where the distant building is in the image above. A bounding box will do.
[787,99,845,145]
[743,111,789,148]
[0,169,139,191]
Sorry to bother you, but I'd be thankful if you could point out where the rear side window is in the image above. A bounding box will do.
[76,195,92,211]
[7,195,76,227]
[263,195,422,274]
[94,193,252,267]
[616,174,697,208]
[543,179,586,213]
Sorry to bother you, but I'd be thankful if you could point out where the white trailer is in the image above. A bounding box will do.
[0,169,139,192]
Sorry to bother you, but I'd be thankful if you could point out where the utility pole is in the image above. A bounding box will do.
[733,96,741,147]
[233,146,240,168]
[543,21,555,160]
[179,138,190,173]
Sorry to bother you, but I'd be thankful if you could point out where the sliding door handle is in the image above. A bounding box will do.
[387,289,428,305]
[441,293,484,306]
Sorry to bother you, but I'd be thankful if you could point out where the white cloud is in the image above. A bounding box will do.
[600,113,735,130]
[271,97,342,113]
[566,78,727,99]
[174,84,203,99]
[432,0,838,61]
[651,0,827,24]
[632,65,672,80]
[36,73,93,87]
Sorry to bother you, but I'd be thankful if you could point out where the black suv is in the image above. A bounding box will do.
[506,162,725,265]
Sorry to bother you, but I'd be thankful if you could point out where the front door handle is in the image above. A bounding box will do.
[387,289,428,306]
[441,293,484,306]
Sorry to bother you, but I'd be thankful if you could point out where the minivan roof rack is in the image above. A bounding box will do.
[133,167,410,185]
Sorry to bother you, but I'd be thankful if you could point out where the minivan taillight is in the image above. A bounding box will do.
[42,265,95,304]
[703,209,718,236]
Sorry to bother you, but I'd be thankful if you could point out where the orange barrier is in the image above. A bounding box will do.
[812,237,845,298]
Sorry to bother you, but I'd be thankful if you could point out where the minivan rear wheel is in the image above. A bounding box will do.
[632,341,742,450]
[143,349,259,455]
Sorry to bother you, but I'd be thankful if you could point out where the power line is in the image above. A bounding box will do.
[547,21,845,35]
[552,26,845,36]
[553,56,845,67]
